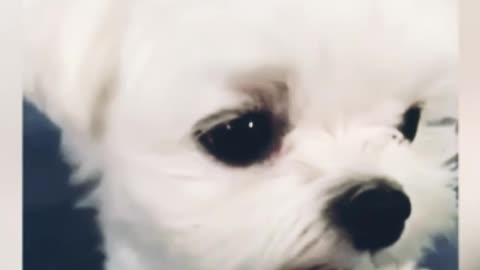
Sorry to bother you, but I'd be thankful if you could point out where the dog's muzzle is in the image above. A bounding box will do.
[329,179,412,252]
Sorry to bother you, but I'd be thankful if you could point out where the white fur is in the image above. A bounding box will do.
[23,0,458,269]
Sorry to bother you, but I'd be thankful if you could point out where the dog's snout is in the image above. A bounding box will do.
[330,180,411,252]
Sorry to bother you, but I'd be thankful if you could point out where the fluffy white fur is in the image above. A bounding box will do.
[23,0,458,269]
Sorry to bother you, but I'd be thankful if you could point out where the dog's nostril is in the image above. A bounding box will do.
[333,185,411,251]
[348,187,412,223]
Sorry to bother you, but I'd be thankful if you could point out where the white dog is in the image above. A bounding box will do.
[23,0,458,269]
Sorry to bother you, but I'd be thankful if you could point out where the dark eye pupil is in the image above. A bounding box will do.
[398,105,422,141]
[198,111,276,166]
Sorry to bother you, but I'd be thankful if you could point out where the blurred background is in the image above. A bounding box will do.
[23,100,458,270]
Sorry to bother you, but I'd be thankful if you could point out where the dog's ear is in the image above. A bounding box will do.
[24,0,127,140]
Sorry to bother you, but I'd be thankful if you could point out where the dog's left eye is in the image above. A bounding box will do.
[196,111,279,166]
[397,105,422,141]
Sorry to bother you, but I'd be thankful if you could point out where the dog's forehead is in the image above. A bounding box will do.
[124,0,454,89]
[112,0,455,141]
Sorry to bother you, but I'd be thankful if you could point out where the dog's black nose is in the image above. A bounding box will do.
[332,183,412,251]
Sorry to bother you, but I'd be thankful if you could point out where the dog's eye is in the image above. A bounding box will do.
[397,105,422,141]
[196,111,278,166]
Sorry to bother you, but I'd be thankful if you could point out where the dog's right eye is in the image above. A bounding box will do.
[397,105,422,142]
[195,110,279,167]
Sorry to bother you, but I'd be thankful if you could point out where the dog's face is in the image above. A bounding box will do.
[25,0,457,269]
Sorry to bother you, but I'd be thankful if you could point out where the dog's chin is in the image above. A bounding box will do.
[284,254,366,270]
[282,252,352,270]
[283,262,340,270]
[290,264,341,270]
[286,266,336,270]
[281,240,396,270]
[283,256,353,270]
[286,247,401,270]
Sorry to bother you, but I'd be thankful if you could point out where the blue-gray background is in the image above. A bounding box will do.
[23,101,457,270]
